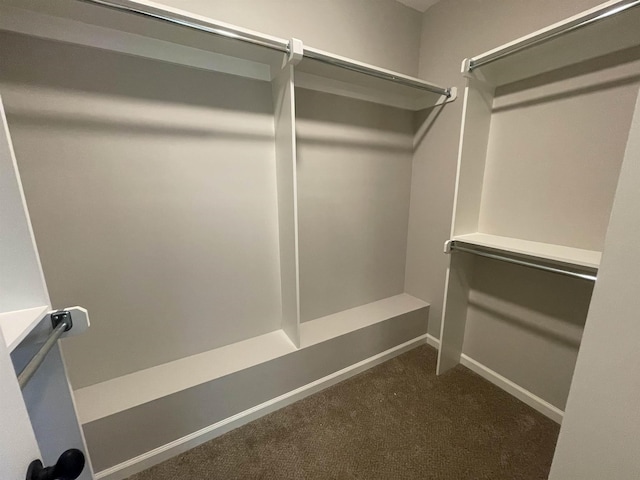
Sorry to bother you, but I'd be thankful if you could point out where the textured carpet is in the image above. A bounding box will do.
[128,345,559,480]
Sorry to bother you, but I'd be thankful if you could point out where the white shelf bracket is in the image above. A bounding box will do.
[444,240,452,254]
[445,87,458,103]
[46,306,90,341]
[287,37,304,66]
[461,58,473,79]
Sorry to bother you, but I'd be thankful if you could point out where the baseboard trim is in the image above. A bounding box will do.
[424,334,563,424]
[426,333,440,349]
[95,334,429,480]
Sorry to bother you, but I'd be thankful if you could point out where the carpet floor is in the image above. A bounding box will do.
[127,345,560,480]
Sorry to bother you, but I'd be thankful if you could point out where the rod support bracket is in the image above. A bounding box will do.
[287,38,304,65]
[51,310,73,332]
[444,240,453,254]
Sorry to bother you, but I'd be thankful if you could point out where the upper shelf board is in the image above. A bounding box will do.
[0,0,289,82]
[0,0,456,110]
[297,46,456,110]
[451,233,601,270]
[464,0,640,87]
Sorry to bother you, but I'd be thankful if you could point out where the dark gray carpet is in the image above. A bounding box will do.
[128,345,559,479]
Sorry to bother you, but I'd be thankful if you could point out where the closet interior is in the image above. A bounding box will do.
[438,0,640,418]
[0,0,455,475]
[2,0,639,478]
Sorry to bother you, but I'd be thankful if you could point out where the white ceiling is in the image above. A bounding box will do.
[395,0,441,13]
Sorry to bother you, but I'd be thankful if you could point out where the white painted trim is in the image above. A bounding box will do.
[460,355,564,424]
[95,334,429,480]
[424,334,563,424]
[426,333,440,349]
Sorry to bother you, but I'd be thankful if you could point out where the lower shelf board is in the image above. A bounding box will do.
[300,293,429,348]
[75,293,429,426]
[74,330,298,424]
[74,294,429,475]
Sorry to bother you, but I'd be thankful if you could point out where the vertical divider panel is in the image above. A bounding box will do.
[450,76,495,237]
[0,95,50,313]
[437,74,494,374]
[272,63,301,348]
[437,252,475,374]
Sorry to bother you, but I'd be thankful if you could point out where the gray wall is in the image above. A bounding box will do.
[404,0,635,409]
[1,32,282,388]
[156,0,422,76]
[3,0,423,389]
[295,89,414,322]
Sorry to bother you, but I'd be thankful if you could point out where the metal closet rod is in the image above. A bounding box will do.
[79,0,451,97]
[469,0,640,71]
[302,49,452,97]
[79,0,290,52]
[18,312,73,389]
[450,242,597,282]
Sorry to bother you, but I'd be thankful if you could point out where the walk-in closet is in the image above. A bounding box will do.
[1,1,639,479]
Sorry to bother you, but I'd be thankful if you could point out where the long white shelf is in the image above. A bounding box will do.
[466,0,640,86]
[452,233,601,270]
[74,329,297,424]
[300,293,429,348]
[0,0,455,110]
[74,293,429,424]
[0,305,50,352]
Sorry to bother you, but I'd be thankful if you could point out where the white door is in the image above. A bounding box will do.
[0,94,93,480]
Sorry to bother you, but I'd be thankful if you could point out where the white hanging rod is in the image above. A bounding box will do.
[78,0,452,97]
[17,311,73,389]
[469,0,640,71]
[303,49,452,97]
[449,241,597,282]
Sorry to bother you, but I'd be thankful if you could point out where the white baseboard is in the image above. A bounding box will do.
[426,333,440,349]
[459,354,564,424]
[425,334,563,424]
[96,334,429,480]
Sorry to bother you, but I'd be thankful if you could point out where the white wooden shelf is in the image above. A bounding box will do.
[0,0,287,82]
[452,233,601,270]
[300,294,429,348]
[466,0,640,86]
[74,329,297,424]
[0,0,456,110]
[296,46,455,110]
[75,293,429,425]
[0,306,49,352]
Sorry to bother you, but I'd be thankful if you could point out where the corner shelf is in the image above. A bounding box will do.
[452,233,601,270]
